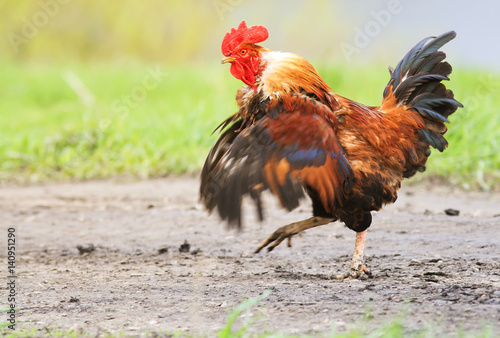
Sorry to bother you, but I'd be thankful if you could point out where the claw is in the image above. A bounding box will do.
[336,265,371,280]
[254,217,333,254]
[254,225,290,253]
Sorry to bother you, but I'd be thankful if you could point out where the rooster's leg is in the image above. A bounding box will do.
[255,216,333,253]
[337,229,371,280]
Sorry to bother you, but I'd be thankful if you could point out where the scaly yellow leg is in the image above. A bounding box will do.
[337,229,371,280]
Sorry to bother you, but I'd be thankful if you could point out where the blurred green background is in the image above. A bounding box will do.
[0,0,498,189]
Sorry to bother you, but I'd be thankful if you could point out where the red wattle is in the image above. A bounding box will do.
[230,62,256,86]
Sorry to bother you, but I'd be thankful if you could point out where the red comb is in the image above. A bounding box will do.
[221,21,269,56]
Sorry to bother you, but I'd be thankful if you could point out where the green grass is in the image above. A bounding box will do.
[0,61,238,182]
[0,61,498,189]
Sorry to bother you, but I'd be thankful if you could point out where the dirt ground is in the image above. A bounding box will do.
[1,176,499,336]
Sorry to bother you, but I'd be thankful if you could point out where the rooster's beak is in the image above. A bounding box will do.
[221,56,235,64]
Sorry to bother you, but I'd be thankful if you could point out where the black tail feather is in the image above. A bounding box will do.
[384,31,463,152]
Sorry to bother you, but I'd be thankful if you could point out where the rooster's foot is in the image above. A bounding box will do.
[336,265,371,280]
[337,229,371,280]
[254,224,298,253]
[255,217,333,253]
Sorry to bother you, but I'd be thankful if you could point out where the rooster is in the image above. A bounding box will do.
[200,21,462,279]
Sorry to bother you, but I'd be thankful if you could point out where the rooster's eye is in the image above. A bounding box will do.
[240,49,247,55]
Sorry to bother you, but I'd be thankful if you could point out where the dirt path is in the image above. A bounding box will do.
[1,177,499,336]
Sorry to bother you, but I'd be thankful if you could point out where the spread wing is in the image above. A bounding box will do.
[200,94,353,228]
